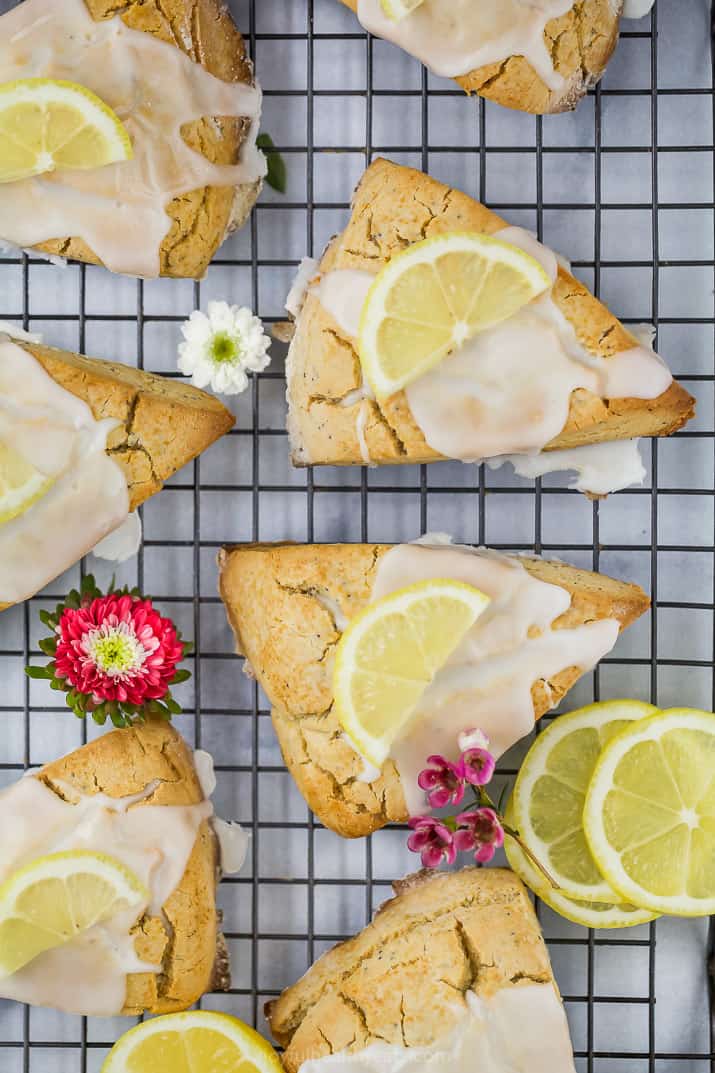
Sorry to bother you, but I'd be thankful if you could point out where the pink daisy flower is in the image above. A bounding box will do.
[54,593,184,707]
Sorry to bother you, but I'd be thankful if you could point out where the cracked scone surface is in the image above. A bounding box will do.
[219,542,650,838]
[340,0,621,113]
[287,159,694,467]
[0,342,234,613]
[267,868,557,1072]
[36,721,224,1015]
[34,0,261,278]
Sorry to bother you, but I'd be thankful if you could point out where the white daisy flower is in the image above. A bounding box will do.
[178,300,271,395]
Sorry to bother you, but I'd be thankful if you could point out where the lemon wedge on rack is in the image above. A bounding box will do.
[510,700,658,903]
[0,441,54,526]
[584,708,715,917]
[101,1010,284,1073]
[0,851,147,976]
[505,802,658,930]
[357,231,550,398]
[0,78,133,184]
[333,578,490,767]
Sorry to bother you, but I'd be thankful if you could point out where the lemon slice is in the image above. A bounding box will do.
[584,708,715,917]
[511,700,658,903]
[0,441,54,525]
[333,578,490,767]
[380,0,426,19]
[357,231,550,399]
[505,807,658,930]
[101,1010,284,1073]
[0,851,147,976]
[0,78,133,184]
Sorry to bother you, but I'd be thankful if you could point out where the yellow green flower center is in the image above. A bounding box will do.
[87,622,146,678]
[210,331,241,364]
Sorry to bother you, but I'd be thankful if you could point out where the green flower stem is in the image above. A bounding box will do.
[502,824,561,891]
[472,785,561,891]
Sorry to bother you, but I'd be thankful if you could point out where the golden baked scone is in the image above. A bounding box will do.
[218,542,650,838]
[339,0,621,114]
[33,0,261,278]
[0,341,234,612]
[287,159,695,467]
[268,868,560,1072]
[36,721,225,1014]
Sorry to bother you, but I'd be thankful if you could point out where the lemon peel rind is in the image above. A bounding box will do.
[511,700,658,904]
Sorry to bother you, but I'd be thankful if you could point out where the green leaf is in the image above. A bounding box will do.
[25,665,52,680]
[256,132,287,194]
[38,637,57,656]
[170,668,192,685]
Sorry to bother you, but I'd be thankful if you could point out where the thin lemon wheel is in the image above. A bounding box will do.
[584,708,715,917]
[101,1011,284,1073]
[0,851,147,976]
[333,578,490,767]
[0,78,133,184]
[0,441,55,525]
[380,0,426,19]
[511,700,658,903]
[505,808,658,930]
[357,231,550,398]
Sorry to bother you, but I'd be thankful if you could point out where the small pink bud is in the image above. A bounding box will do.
[407,816,457,869]
[417,754,465,809]
[457,727,491,753]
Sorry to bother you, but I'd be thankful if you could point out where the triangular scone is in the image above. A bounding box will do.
[339,0,621,114]
[0,341,234,612]
[31,0,261,278]
[268,868,568,1072]
[286,159,694,467]
[3,722,228,1015]
[219,542,649,838]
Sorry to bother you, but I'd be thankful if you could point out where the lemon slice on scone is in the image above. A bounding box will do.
[584,708,715,917]
[333,578,490,767]
[357,231,550,398]
[0,78,133,184]
[380,0,426,19]
[0,441,55,525]
[0,851,147,976]
[510,700,658,903]
[101,1011,284,1073]
[504,804,658,930]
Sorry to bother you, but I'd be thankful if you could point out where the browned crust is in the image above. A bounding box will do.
[37,721,224,1014]
[218,542,650,838]
[33,0,261,278]
[286,159,695,468]
[267,867,558,1071]
[0,342,234,612]
[340,0,621,114]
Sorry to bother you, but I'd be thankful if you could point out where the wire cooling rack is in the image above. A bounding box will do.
[1,0,715,1069]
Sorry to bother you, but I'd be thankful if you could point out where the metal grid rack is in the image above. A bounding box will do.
[0,0,715,1069]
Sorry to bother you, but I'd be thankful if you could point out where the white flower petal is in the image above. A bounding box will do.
[177,302,272,396]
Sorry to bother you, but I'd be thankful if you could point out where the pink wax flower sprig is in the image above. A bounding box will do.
[25,575,192,728]
[408,728,558,888]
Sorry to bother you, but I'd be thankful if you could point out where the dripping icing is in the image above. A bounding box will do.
[300,983,576,1073]
[0,0,266,278]
[310,226,672,493]
[0,339,130,605]
[355,0,575,89]
[361,541,619,814]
